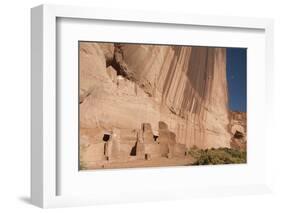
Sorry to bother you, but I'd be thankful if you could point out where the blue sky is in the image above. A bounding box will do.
[226,48,247,112]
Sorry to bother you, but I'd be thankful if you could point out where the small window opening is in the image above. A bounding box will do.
[103,134,111,142]
[153,135,158,142]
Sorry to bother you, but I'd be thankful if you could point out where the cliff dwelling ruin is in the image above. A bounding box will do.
[79,42,247,170]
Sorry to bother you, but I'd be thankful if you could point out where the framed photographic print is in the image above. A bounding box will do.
[31,4,274,208]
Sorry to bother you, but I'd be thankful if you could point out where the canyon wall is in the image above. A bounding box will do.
[79,42,231,163]
[229,111,247,150]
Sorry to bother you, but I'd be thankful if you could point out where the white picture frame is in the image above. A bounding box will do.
[31,4,274,208]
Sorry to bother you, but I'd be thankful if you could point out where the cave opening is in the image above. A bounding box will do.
[234,130,244,139]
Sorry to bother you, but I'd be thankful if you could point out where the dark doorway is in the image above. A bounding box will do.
[130,143,137,156]
[103,134,111,142]
[153,135,158,142]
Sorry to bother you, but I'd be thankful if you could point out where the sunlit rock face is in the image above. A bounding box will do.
[79,42,231,162]
[229,111,247,150]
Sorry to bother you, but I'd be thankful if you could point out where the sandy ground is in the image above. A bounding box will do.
[83,156,195,170]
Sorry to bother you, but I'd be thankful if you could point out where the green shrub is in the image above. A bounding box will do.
[188,147,246,165]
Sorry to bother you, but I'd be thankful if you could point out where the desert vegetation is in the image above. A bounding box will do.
[188,146,246,165]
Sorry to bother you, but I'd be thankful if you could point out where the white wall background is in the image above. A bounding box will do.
[0,0,280,212]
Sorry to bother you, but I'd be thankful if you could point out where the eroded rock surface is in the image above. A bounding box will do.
[229,111,247,150]
[79,42,233,168]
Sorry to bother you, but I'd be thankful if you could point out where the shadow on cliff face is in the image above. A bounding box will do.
[234,130,244,139]
[186,47,215,99]
[106,43,136,81]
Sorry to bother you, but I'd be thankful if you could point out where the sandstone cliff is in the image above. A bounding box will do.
[79,42,232,164]
[229,111,247,150]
